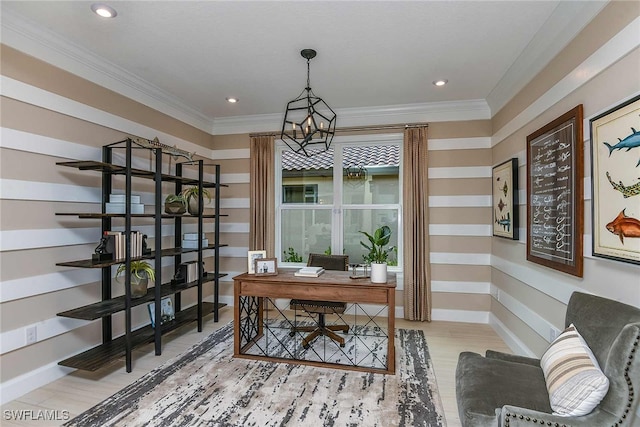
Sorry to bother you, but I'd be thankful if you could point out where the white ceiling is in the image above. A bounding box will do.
[1,1,607,133]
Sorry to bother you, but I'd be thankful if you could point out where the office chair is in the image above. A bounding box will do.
[289,254,349,348]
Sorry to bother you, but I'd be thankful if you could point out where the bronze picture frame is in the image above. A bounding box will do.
[526,105,584,277]
[492,158,519,240]
[254,258,278,276]
[590,95,640,265]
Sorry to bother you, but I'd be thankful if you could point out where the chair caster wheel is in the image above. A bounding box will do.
[340,343,345,348]
[289,332,295,337]
[303,344,310,349]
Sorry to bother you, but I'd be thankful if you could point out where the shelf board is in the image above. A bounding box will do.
[56,160,228,187]
[57,302,225,371]
[55,213,228,219]
[57,273,228,320]
[56,244,229,268]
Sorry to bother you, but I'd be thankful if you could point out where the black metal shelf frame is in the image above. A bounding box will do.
[55,138,224,372]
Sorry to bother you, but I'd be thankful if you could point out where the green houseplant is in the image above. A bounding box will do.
[359,225,394,283]
[164,194,187,214]
[180,187,211,215]
[116,260,156,298]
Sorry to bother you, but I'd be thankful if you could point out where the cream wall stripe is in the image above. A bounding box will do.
[492,17,640,146]
[429,224,491,236]
[0,77,214,157]
[431,281,491,294]
[212,149,250,160]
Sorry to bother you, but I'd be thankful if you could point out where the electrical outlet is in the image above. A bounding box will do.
[26,326,37,345]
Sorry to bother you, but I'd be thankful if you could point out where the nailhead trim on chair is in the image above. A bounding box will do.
[504,334,639,427]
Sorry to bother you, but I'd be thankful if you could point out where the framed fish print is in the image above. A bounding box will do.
[526,105,584,277]
[590,95,640,265]
[492,158,519,240]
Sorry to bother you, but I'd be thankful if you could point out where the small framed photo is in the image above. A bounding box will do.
[148,296,175,328]
[492,158,519,240]
[255,258,278,276]
[247,250,267,274]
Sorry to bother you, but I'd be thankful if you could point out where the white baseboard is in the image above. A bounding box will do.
[1,361,75,405]
[488,312,537,357]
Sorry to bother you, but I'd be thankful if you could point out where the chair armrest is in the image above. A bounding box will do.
[499,405,615,427]
[485,350,540,366]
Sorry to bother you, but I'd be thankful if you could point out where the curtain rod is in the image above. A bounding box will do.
[249,122,428,138]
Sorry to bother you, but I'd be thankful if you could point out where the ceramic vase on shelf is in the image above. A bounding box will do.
[188,198,202,215]
[370,262,387,283]
[130,273,149,298]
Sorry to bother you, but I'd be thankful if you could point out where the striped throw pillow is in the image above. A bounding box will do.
[540,324,609,416]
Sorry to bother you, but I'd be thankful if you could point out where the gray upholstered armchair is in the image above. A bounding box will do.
[455,292,640,426]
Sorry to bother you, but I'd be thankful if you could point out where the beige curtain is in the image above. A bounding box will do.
[402,127,431,321]
[249,135,276,255]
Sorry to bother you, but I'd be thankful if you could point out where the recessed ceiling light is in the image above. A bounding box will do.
[91,3,117,18]
[226,97,238,103]
[433,79,448,87]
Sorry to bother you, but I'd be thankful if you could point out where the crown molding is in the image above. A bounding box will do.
[1,9,214,133]
[486,1,607,116]
[212,99,491,135]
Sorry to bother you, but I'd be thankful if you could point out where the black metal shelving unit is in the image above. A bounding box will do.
[55,138,227,372]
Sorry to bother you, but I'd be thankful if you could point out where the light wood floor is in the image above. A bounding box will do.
[1,306,511,426]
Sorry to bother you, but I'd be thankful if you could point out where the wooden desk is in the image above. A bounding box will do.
[233,270,396,374]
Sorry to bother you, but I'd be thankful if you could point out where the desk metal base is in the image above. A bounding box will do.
[234,271,396,374]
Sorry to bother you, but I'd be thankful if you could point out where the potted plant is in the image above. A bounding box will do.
[180,187,211,215]
[116,260,156,298]
[359,225,394,283]
[164,194,187,214]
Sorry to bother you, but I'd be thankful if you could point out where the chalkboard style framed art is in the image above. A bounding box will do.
[526,105,584,277]
[590,95,640,265]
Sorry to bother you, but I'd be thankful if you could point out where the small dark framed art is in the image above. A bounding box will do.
[590,95,640,265]
[526,105,584,277]
[254,258,278,276]
[492,158,519,240]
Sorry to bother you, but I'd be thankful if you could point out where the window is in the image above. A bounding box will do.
[276,135,402,268]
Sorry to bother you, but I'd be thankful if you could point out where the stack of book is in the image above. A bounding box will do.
[182,232,208,249]
[104,230,144,260]
[294,266,325,277]
[106,193,144,214]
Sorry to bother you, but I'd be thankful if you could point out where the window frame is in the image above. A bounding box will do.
[275,133,403,272]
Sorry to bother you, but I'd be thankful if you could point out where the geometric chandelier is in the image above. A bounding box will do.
[280,49,337,157]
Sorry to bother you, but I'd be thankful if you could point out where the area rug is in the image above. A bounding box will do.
[65,323,446,427]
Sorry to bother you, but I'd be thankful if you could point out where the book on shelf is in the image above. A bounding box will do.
[104,230,144,260]
[148,296,175,328]
[294,266,325,277]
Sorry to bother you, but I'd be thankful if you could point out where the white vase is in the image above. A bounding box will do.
[370,262,387,283]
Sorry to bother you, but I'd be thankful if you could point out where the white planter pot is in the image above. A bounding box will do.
[370,262,387,283]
